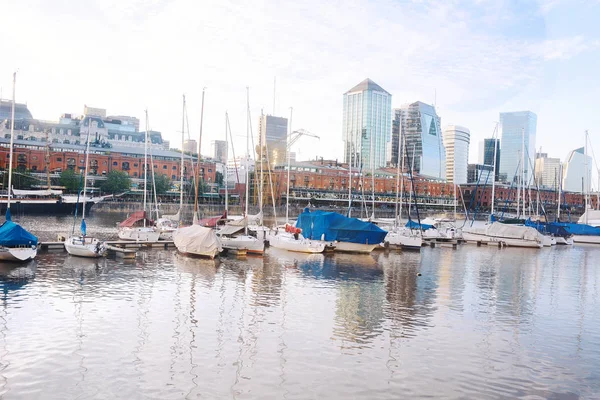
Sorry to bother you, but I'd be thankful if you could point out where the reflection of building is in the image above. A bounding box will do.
[534,153,561,189]
[478,138,500,181]
[499,111,537,183]
[562,147,591,192]
[259,115,288,167]
[395,102,445,180]
[442,125,470,184]
[342,78,391,169]
[211,140,227,163]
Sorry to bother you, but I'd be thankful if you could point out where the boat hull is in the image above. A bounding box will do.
[385,232,423,250]
[573,235,600,244]
[220,235,264,255]
[0,201,94,216]
[268,233,325,254]
[331,241,379,254]
[64,236,106,258]
[555,236,574,245]
[0,246,37,262]
[118,227,161,242]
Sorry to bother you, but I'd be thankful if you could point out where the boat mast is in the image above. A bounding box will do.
[143,109,148,227]
[394,127,402,227]
[370,125,375,220]
[521,127,525,218]
[6,72,16,219]
[348,131,352,218]
[180,95,185,217]
[557,163,562,221]
[286,107,292,224]
[584,130,589,223]
[259,108,264,226]
[194,88,205,223]
[81,117,93,229]
[490,125,498,216]
[245,87,250,234]
[224,112,229,214]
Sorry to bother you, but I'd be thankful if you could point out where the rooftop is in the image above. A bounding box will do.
[345,78,390,95]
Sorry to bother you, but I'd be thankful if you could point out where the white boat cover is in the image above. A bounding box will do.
[173,225,222,255]
[578,209,600,227]
[485,222,541,241]
[12,188,63,196]
[162,209,181,222]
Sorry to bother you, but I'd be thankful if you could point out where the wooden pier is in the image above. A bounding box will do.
[38,240,176,259]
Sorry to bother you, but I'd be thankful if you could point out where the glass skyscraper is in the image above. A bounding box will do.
[394,102,446,180]
[478,138,501,181]
[259,115,288,167]
[342,78,391,170]
[498,111,537,184]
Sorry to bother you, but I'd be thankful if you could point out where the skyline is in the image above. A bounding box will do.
[2,0,599,169]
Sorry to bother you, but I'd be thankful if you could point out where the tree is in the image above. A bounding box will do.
[150,174,172,195]
[215,171,224,186]
[2,169,40,190]
[101,170,131,194]
[60,169,81,192]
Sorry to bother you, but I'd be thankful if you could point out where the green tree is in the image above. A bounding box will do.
[101,170,131,194]
[215,171,224,186]
[60,169,81,192]
[150,174,172,195]
[2,169,39,190]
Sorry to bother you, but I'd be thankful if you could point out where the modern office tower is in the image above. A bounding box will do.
[499,111,537,183]
[259,114,288,167]
[211,140,227,163]
[562,147,592,193]
[184,139,198,154]
[534,153,561,189]
[467,163,493,184]
[478,138,501,180]
[394,101,446,179]
[342,78,392,170]
[442,125,470,184]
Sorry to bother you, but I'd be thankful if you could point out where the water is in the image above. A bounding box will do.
[0,215,599,399]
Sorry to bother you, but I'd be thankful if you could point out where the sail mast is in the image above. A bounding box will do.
[584,130,589,223]
[245,87,250,235]
[81,117,93,226]
[224,112,229,214]
[194,88,205,222]
[491,125,498,216]
[6,72,16,218]
[521,127,525,218]
[180,95,185,215]
[286,107,292,224]
[370,125,375,220]
[143,110,148,227]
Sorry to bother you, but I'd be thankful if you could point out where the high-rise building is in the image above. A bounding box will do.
[478,138,501,180]
[442,125,470,184]
[211,140,227,163]
[499,111,537,184]
[562,147,591,192]
[259,115,288,167]
[183,139,198,154]
[467,163,493,184]
[394,102,445,180]
[342,78,391,170]
[534,153,561,189]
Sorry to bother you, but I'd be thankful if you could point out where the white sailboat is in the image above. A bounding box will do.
[64,123,107,257]
[118,110,160,242]
[0,72,38,262]
[218,108,264,255]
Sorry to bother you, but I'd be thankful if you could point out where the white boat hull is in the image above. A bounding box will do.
[64,236,107,258]
[572,235,600,244]
[331,241,378,254]
[462,231,543,249]
[220,235,265,255]
[542,235,554,247]
[268,233,325,253]
[554,236,574,245]
[0,246,37,262]
[118,227,161,242]
[385,232,423,250]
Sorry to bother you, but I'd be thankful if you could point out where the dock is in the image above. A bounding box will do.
[38,240,176,259]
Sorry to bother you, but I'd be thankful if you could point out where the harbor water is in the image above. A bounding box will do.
[0,214,599,398]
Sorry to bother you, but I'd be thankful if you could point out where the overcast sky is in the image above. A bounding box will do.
[2,0,599,167]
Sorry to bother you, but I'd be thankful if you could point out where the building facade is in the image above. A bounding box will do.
[534,153,561,189]
[211,140,227,164]
[562,147,591,193]
[259,115,288,167]
[442,125,470,184]
[183,139,198,154]
[342,78,391,170]
[395,102,445,180]
[478,138,501,180]
[499,111,537,184]
[467,163,493,184]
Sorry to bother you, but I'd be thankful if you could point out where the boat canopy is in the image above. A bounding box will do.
[217,224,245,236]
[0,220,38,246]
[405,219,435,230]
[12,189,63,196]
[119,211,154,227]
[198,212,227,227]
[550,221,600,236]
[296,209,387,244]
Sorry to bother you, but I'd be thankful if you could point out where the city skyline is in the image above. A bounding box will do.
[1,0,598,172]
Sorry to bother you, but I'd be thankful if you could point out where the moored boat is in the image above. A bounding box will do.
[462,222,543,248]
[173,224,222,259]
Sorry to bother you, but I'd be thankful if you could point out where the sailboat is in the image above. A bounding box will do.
[0,72,38,262]
[64,125,107,257]
[173,89,223,258]
[118,110,160,242]
[217,109,264,255]
[384,132,422,250]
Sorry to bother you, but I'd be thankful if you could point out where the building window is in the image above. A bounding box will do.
[172,175,176,179]
[57,157,62,162]
[113,161,118,166]
[31,166,37,171]
[154,165,157,169]
[208,168,212,172]
[133,172,138,177]
[163,165,167,169]
[103,160,107,165]
[122,162,130,170]
[172,165,177,170]
[134,163,138,167]
[32,156,38,161]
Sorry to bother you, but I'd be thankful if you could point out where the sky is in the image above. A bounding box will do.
[1,0,600,169]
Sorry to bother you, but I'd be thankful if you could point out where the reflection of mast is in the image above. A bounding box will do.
[185,272,199,398]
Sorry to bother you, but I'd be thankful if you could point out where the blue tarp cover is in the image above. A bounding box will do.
[405,219,434,230]
[296,209,387,244]
[0,220,38,246]
[549,221,600,236]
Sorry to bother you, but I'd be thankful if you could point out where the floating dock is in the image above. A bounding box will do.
[38,240,176,259]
